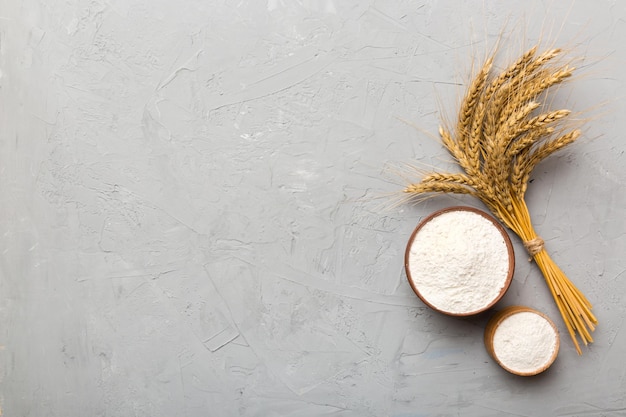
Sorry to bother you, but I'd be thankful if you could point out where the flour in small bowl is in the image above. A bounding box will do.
[406,209,512,315]
[492,311,559,374]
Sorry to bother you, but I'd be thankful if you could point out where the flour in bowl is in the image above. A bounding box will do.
[406,209,512,315]
[492,311,559,374]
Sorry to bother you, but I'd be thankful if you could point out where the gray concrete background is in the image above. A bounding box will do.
[1,0,625,416]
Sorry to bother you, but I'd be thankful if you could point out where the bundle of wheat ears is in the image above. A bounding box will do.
[403,45,597,354]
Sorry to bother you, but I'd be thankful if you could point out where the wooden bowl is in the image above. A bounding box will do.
[484,305,560,376]
[404,206,515,316]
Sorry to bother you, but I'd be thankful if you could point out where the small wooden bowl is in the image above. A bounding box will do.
[404,206,515,316]
[484,305,560,376]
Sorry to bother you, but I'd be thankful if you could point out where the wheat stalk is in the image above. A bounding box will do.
[403,45,596,354]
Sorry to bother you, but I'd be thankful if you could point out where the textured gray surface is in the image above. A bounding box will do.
[1,0,625,416]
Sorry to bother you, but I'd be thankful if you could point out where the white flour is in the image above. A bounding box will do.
[407,210,510,314]
[492,311,558,373]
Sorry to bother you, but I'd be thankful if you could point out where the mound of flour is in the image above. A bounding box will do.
[492,311,558,374]
[407,210,510,314]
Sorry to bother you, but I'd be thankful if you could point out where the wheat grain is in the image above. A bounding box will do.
[458,57,493,145]
[481,47,540,146]
[404,181,476,197]
[518,129,582,192]
[506,126,555,163]
[421,172,472,185]
[498,67,573,127]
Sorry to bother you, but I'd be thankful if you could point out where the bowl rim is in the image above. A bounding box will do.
[404,205,515,316]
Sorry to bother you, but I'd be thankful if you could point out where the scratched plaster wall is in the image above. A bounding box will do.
[1,0,625,416]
